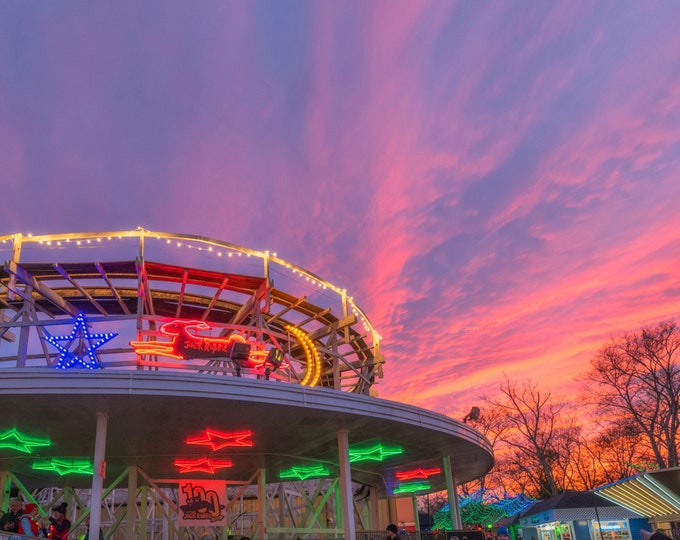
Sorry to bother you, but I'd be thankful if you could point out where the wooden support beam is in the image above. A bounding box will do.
[5,261,79,316]
[54,263,109,316]
[201,276,229,320]
[296,308,331,328]
[266,296,307,326]
[307,314,356,341]
[0,311,19,342]
[175,269,189,318]
[230,279,269,326]
[95,263,131,315]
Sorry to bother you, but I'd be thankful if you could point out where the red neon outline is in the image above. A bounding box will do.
[130,320,288,369]
[186,429,254,450]
[395,467,441,481]
[174,458,233,474]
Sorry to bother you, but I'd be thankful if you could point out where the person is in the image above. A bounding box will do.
[79,516,104,540]
[641,530,673,540]
[18,503,42,537]
[47,502,71,540]
[497,527,512,540]
[386,523,402,540]
[0,497,24,533]
[195,528,213,540]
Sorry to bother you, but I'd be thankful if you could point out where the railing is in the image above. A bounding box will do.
[0,229,383,395]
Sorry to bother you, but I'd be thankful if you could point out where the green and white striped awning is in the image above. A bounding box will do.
[595,468,680,520]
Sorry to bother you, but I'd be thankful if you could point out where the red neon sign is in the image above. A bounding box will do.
[186,429,254,450]
[174,458,233,474]
[395,467,441,481]
[129,320,288,369]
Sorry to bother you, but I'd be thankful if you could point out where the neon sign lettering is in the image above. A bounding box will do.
[395,467,441,480]
[130,320,288,371]
[186,429,254,450]
[174,458,233,474]
[599,524,623,531]
[0,428,51,454]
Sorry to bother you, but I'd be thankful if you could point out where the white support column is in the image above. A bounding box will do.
[257,468,267,540]
[139,486,148,540]
[412,494,421,539]
[335,479,343,531]
[126,466,138,539]
[443,455,461,529]
[17,306,30,367]
[278,483,285,540]
[337,429,356,540]
[369,485,379,531]
[162,496,169,540]
[0,470,11,512]
[90,412,109,540]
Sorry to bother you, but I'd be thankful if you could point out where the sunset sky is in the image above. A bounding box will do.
[1,2,679,419]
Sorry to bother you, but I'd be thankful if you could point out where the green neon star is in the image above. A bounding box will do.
[0,428,51,454]
[32,458,93,476]
[394,481,430,494]
[280,464,330,481]
[349,443,403,463]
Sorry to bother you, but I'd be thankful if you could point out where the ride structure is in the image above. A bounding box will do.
[0,229,494,540]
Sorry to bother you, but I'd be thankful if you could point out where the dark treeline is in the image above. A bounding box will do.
[462,319,680,499]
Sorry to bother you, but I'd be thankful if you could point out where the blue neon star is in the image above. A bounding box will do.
[43,312,117,370]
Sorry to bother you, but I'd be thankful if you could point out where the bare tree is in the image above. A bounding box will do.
[485,376,565,498]
[586,320,680,468]
[460,403,510,495]
[589,420,650,481]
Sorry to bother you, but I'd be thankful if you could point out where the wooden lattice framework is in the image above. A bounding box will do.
[1,467,376,539]
[0,229,383,394]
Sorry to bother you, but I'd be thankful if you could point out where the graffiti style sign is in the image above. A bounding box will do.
[178,480,227,526]
[130,320,288,370]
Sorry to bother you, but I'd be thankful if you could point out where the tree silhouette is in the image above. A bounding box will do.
[586,320,680,468]
[485,376,566,498]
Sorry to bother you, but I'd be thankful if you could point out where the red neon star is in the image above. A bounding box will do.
[395,467,441,481]
[186,429,254,450]
[174,458,233,474]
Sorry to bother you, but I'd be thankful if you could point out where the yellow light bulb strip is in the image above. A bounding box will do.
[286,325,321,387]
[0,229,381,341]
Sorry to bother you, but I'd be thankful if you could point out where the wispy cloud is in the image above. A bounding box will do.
[0,2,679,418]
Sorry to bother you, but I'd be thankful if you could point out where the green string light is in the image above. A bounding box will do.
[433,491,535,529]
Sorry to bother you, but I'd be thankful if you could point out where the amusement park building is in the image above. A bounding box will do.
[0,229,494,540]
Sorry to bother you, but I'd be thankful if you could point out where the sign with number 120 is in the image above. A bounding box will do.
[178,480,227,526]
